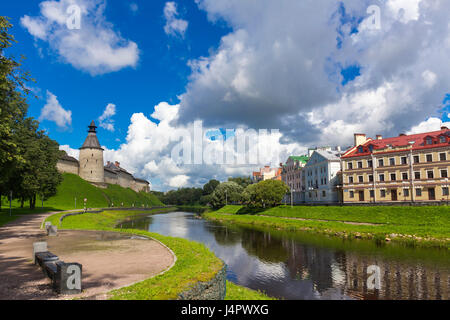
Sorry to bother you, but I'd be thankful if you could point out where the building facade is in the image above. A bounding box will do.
[304,148,342,203]
[342,128,450,203]
[281,155,309,204]
[252,166,280,183]
[57,121,151,193]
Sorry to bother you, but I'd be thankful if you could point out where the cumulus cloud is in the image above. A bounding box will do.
[56,0,450,190]
[406,118,450,135]
[98,103,116,132]
[21,0,139,75]
[163,2,188,38]
[176,0,450,147]
[39,91,72,129]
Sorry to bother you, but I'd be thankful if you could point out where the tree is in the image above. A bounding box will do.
[210,181,244,208]
[202,179,220,195]
[228,176,252,188]
[243,180,289,208]
[0,17,33,210]
[0,17,61,210]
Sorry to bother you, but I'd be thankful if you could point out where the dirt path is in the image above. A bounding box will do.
[0,212,175,300]
[254,214,382,226]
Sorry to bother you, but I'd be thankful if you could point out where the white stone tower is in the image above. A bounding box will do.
[79,121,104,184]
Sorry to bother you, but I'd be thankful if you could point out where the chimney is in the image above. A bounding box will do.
[115,161,120,167]
[376,135,383,140]
[354,133,367,147]
[442,126,449,130]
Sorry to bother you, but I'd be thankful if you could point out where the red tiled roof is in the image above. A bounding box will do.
[342,128,450,158]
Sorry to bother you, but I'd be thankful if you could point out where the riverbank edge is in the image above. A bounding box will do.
[44,209,275,300]
[203,210,450,249]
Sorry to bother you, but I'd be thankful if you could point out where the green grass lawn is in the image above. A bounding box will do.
[205,205,450,248]
[45,209,274,300]
[0,173,163,226]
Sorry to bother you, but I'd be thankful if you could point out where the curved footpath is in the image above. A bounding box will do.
[0,211,175,300]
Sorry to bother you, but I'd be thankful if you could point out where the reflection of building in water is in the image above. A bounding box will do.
[281,237,448,300]
[340,254,449,300]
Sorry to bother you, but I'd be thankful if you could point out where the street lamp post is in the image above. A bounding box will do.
[225,190,228,206]
[9,190,12,217]
[291,189,295,208]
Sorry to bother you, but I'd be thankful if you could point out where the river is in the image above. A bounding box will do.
[120,211,449,300]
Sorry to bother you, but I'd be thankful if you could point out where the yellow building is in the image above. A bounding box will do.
[341,128,450,203]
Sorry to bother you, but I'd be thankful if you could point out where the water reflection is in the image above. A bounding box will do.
[120,211,449,300]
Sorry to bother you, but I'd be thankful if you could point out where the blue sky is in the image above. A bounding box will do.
[3,0,230,149]
[1,1,449,191]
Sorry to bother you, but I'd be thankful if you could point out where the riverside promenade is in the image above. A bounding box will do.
[0,212,174,300]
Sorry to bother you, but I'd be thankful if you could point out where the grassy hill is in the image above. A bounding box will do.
[1,173,163,213]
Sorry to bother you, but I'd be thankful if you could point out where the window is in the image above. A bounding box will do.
[443,187,449,196]
[369,190,374,198]
[369,145,374,153]
[414,171,421,179]
[379,174,385,182]
[413,155,420,164]
[401,157,407,165]
[358,161,363,169]
[380,190,386,198]
[441,169,448,178]
[426,154,433,162]
[389,158,395,166]
[440,136,446,143]
[403,188,410,197]
[349,176,354,183]
[416,188,422,197]
[368,175,374,182]
[427,170,434,179]
[349,191,354,198]
[390,173,396,181]
[426,138,432,145]
[322,190,326,197]
[378,159,384,167]
[402,172,408,180]
[358,146,363,153]
[440,153,447,161]
[368,160,373,168]
[358,176,364,183]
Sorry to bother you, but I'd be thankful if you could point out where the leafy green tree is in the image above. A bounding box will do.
[0,17,61,210]
[202,179,220,195]
[210,181,244,208]
[228,176,252,188]
[243,180,289,208]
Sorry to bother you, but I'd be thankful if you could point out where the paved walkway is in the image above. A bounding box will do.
[0,212,175,300]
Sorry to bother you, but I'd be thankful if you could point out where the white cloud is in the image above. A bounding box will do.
[98,103,116,132]
[406,118,449,135]
[163,2,188,38]
[21,0,139,75]
[39,91,72,129]
[59,144,79,159]
[129,2,138,14]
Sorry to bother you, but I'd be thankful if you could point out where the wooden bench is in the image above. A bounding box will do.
[33,244,82,295]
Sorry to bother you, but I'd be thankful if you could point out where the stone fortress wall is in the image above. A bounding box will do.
[57,121,151,193]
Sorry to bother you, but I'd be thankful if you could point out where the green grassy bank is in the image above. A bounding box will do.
[205,205,450,248]
[45,209,274,300]
[0,173,163,227]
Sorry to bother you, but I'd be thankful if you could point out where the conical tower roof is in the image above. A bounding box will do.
[80,121,103,150]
